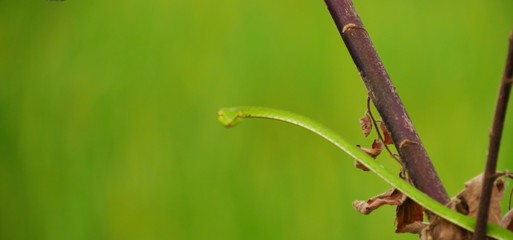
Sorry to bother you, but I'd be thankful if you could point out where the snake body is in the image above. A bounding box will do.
[218,106,513,239]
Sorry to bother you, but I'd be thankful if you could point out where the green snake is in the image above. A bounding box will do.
[217,106,513,239]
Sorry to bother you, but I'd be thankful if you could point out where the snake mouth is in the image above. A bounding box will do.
[217,108,242,127]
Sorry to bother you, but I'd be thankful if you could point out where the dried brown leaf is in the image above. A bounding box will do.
[399,221,427,234]
[395,198,424,233]
[354,140,382,172]
[422,173,507,239]
[353,188,405,215]
[423,199,472,240]
[354,160,370,171]
[359,114,372,137]
[456,174,504,224]
[380,121,393,145]
[501,208,513,231]
[357,139,382,159]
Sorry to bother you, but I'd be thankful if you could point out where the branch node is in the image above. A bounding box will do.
[399,139,418,149]
[342,23,362,33]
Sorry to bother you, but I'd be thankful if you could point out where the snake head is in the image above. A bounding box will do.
[218,108,243,127]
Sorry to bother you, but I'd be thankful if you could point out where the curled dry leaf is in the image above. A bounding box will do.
[353,187,424,234]
[353,188,405,215]
[457,174,504,224]
[358,139,382,158]
[353,173,511,238]
[420,173,507,239]
[380,121,393,145]
[354,139,382,171]
[359,114,372,137]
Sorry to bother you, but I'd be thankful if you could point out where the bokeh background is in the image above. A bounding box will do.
[1,0,513,239]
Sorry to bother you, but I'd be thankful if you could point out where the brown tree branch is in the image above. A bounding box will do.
[324,0,449,204]
[473,32,513,240]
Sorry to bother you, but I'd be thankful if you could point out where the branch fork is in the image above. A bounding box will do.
[324,0,513,239]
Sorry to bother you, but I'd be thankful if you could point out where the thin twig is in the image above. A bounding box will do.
[365,96,402,164]
[473,32,513,240]
[324,0,449,204]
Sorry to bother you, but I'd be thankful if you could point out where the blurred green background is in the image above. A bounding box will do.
[1,0,513,239]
